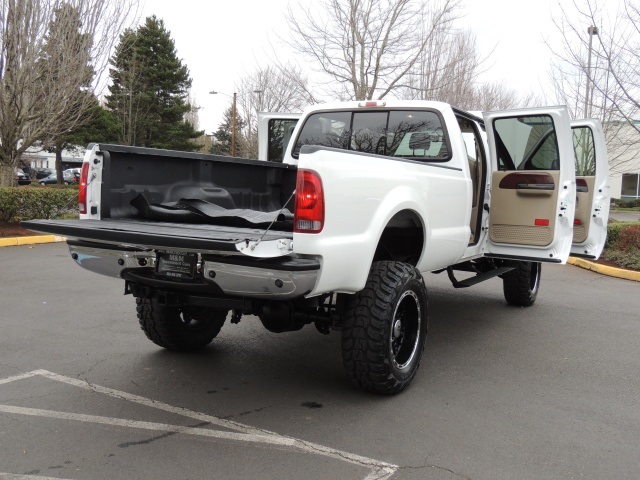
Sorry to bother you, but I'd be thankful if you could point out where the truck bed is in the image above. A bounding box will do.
[23,218,293,252]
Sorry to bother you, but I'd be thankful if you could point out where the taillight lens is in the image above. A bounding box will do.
[294,169,324,233]
[78,162,90,214]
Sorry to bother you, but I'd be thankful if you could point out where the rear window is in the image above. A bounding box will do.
[292,109,450,161]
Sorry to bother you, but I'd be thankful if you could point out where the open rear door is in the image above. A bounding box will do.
[482,106,576,263]
[570,119,610,259]
[258,113,301,162]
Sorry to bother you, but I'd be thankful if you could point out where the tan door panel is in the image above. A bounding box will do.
[489,171,560,246]
[573,176,595,243]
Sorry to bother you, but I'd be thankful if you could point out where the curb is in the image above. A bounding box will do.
[0,235,66,248]
[568,257,640,282]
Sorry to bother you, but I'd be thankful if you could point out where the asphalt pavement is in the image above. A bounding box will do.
[1,242,639,479]
[609,209,640,222]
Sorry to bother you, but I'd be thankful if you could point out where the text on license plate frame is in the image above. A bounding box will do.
[156,250,197,279]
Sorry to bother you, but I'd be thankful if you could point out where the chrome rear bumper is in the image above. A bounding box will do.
[68,242,319,299]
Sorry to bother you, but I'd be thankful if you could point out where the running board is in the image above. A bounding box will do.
[446,266,515,288]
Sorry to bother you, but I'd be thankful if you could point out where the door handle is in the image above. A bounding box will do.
[515,183,555,191]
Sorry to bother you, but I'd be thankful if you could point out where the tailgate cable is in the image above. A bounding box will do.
[250,189,296,251]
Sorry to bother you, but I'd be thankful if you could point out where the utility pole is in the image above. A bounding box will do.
[231,92,237,157]
[584,26,599,119]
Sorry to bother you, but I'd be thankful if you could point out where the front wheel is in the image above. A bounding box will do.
[341,261,428,394]
[502,261,541,307]
[136,298,227,351]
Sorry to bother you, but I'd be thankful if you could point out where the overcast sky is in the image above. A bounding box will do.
[137,0,595,134]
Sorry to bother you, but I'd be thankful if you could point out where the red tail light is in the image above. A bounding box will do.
[78,162,90,214]
[294,169,324,233]
[534,219,550,227]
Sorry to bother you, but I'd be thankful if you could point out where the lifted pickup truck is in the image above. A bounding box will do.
[24,101,611,394]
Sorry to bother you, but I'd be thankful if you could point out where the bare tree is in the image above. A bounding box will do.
[549,0,640,173]
[0,0,137,187]
[234,63,315,158]
[284,0,462,101]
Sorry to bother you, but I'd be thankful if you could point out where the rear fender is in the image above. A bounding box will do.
[293,147,470,295]
[295,187,431,295]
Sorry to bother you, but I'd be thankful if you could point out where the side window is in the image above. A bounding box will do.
[494,115,559,171]
[268,119,299,162]
[292,112,350,158]
[351,112,387,154]
[572,126,596,176]
[387,111,449,160]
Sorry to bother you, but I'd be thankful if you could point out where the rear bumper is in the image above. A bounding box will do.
[67,241,319,299]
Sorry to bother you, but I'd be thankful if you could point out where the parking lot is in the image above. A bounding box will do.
[1,242,639,479]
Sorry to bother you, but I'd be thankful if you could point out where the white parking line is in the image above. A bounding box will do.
[0,474,75,480]
[0,370,398,480]
[0,404,295,446]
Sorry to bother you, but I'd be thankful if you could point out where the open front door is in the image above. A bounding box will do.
[570,119,610,259]
[258,113,301,162]
[482,106,576,263]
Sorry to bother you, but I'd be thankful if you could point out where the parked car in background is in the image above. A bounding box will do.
[14,168,31,186]
[33,168,53,180]
[63,168,81,183]
[39,171,75,185]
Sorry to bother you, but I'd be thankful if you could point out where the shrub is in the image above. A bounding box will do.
[604,223,640,271]
[604,249,640,270]
[611,198,640,208]
[0,186,78,223]
[615,225,640,252]
[606,222,640,247]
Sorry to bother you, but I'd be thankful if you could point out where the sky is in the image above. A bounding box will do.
[137,0,586,135]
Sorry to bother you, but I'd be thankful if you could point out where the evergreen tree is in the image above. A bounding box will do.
[68,101,121,146]
[211,105,247,156]
[106,16,202,151]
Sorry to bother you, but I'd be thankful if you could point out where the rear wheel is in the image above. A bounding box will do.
[136,298,227,351]
[342,261,428,394]
[502,261,541,307]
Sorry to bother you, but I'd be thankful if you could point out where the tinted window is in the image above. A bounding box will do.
[292,111,350,157]
[268,119,299,162]
[293,109,449,161]
[494,115,559,171]
[387,111,448,160]
[351,112,387,154]
[572,126,596,176]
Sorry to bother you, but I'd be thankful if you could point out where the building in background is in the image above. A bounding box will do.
[19,145,84,172]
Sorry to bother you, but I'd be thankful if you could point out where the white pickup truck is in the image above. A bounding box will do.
[24,100,611,394]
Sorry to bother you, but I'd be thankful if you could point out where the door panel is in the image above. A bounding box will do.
[570,120,610,259]
[482,106,575,263]
[489,171,559,246]
[573,176,595,243]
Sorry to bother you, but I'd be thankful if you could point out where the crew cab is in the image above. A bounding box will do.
[24,100,610,394]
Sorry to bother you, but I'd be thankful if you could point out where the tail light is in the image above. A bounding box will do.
[78,162,90,214]
[294,169,324,233]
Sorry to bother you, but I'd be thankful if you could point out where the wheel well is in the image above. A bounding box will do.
[372,210,424,266]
